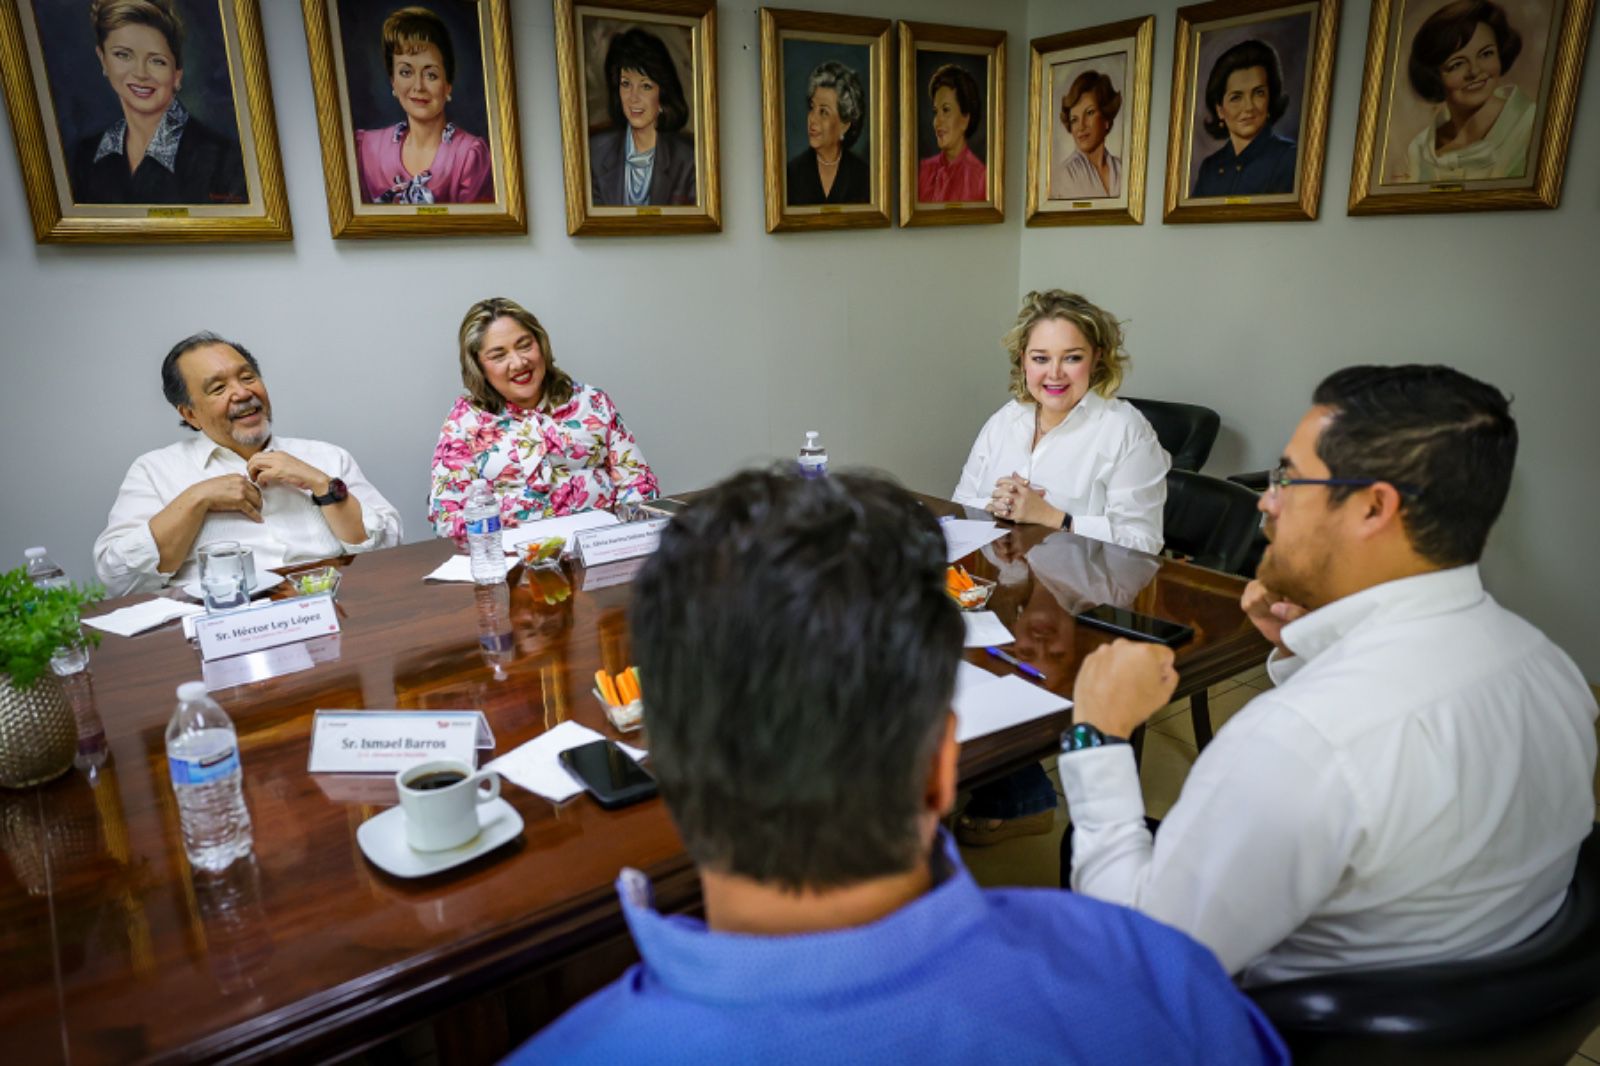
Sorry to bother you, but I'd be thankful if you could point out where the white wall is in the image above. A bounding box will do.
[0,0,1027,592]
[1020,0,1600,677]
[3,0,1595,678]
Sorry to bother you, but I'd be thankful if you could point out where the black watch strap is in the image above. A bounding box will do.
[311,477,348,507]
[1061,722,1129,753]
[1060,510,1073,531]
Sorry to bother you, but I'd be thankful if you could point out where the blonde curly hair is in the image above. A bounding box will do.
[1003,290,1128,403]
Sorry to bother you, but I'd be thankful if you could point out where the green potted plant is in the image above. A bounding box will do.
[0,567,102,788]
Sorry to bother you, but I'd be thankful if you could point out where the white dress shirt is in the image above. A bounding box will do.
[94,434,403,597]
[953,392,1168,554]
[1060,565,1599,986]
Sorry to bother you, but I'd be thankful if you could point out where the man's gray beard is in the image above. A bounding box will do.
[231,417,272,449]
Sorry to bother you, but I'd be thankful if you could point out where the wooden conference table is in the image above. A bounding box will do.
[0,497,1268,1064]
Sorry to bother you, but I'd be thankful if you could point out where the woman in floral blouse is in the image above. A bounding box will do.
[428,297,659,542]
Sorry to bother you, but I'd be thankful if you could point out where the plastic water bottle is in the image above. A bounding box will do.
[464,480,505,585]
[25,547,89,675]
[166,682,253,872]
[798,431,828,479]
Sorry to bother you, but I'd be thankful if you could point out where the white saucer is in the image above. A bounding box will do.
[181,570,286,601]
[356,797,524,878]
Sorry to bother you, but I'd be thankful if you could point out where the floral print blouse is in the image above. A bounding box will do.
[428,384,659,542]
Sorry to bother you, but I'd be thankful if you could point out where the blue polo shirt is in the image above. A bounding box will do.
[509,832,1287,1064]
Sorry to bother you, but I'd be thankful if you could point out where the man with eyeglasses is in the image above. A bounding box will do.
[1056,364,1597,985]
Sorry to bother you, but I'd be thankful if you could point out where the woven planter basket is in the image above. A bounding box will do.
[0,672,76,789]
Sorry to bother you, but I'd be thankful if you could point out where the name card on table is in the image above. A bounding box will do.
[307,710,495,774]
[573,518,667,567]
[194,594,340,662]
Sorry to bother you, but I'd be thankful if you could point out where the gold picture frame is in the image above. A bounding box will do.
[759,7,892,234]
[899,20,1006,227]
[1026,15,1155,226]
[303,0,524,238]
[554,0,720,237]
[1162,0,1340,223]
[1348,0,1593,215]
[0,0,289,243]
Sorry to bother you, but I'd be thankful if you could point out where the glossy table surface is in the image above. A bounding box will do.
[0,498,1267,1064]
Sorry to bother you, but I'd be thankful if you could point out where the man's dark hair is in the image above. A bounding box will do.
[1312,364,1517,567]
[161,331,260,430]
[603,28,690,133]
[1203,38,1289,140]
[1407,0,1522,103]
[632,468,963,890]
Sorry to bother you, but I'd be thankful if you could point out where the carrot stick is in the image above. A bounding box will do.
[617,668,640,704]
[596,669,621,706]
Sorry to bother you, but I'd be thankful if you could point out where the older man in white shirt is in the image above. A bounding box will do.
[1058,363,1597,986]
[94,332,402,596]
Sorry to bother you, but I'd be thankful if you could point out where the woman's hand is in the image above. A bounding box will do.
[988,473,1065,528]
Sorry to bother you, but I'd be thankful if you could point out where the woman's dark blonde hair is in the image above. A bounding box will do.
[458,297,574,414]
[1003,290,1128,402]
[382,6,454,82]
[90,0,184,65]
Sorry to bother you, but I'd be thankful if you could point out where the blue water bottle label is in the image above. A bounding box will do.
[466,514,502,535]
[169,747,241,786]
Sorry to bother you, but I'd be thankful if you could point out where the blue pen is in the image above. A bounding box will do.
[985,645,1046,682]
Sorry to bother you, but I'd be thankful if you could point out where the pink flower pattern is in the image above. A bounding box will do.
[428,384,659,542]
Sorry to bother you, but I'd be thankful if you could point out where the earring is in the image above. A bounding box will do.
[447,94,453,102]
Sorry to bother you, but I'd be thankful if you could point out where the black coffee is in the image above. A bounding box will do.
[409,771,466,791]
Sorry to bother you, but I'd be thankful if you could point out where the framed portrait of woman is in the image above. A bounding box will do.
[1162,0,1340,223]
[0,0,289,243]
[899,20,1006,227]
[1348,0,1593,214]
[759,7,892,234]
[1025,15,1155,226]
[554,0,720,237]
[302,0,523,238]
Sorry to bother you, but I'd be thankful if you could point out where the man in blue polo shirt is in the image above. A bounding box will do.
[510,469,1285,1064]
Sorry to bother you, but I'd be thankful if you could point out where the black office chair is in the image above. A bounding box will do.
[1250,825,1600,1066]
[1159,470,1264,749]
[1125,397,1220,473]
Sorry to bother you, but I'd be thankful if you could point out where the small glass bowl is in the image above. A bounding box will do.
[519,537,567,570]
[952,575,996,611]
[289,565,341,599]
[594,689,644,733]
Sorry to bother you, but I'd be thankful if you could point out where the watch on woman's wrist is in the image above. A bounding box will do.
[1061,722,1129,753]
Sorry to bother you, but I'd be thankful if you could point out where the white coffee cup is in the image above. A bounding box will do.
[396,759,500,852]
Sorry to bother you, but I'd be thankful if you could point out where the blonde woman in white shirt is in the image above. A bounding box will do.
[954,290,1168,554]
[951,290,1169,846]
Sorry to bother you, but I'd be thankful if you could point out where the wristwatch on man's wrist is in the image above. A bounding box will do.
[1059,510,1073,531]
[311,478,348,507]
[1061,722,1129,753]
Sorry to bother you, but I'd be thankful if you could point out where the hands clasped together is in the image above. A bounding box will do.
[985,472,1057,527]
[188,452,334,523]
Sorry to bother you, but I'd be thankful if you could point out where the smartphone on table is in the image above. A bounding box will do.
[1074,604,1195,648]
[559,740,658,809]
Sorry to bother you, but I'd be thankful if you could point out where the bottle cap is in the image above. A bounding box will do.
[177,681,208,701]
[24,547,45,558]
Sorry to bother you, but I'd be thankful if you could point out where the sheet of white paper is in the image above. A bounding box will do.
[962,611,1014,648]
[501,511,620,555]
[954,660,1003,698]
[941,518,1007,563]
[486,720,647,803]
[423,554,508,583]
[954,674,1072,743]
[83,598,206,637]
